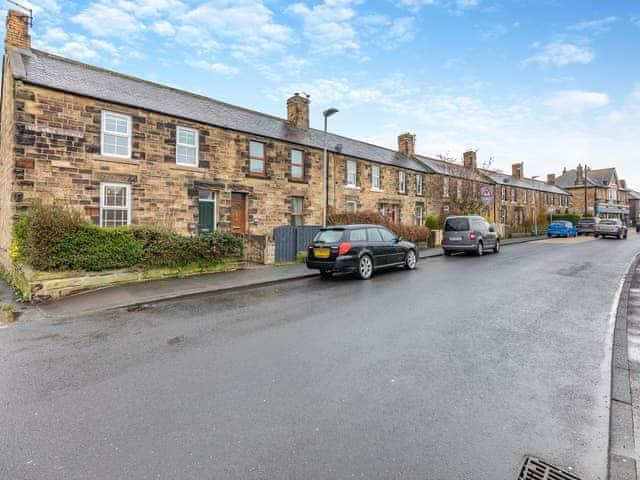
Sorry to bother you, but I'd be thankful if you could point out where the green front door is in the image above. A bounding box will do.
[198,191,215,234]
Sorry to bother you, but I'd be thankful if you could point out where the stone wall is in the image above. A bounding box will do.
[0,55,16,269]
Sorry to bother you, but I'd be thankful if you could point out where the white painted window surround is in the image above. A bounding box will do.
[176,126,198,167]
[100,183,131,227]
[101,111,131,158]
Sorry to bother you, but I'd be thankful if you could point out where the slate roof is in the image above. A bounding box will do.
[479,169,569,195]
[555,168,617,189]
[7,47,432,174]
[628,189,640,200]
[416,156,492,183]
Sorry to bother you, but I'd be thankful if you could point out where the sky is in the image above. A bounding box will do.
[6,0,640,188]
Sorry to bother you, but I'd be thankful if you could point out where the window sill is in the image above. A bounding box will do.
[344,185,361,191]
[288,178,307,184]
[94,155,138,165]
[170,164,206,173]
[246,173,271,180]
[371,188,384,193]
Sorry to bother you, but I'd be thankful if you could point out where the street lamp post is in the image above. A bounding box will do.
[322,108,339,228]
[532,176,539,236]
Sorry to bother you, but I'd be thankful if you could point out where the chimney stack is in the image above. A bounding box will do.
[511,162,523,179]
[398,132,415,157]
[287,93,310,129]
[546,173,556,185]
[620,179,627,189]
[5,10,31,50]
[463,151,477,170]
[575,164,584,185]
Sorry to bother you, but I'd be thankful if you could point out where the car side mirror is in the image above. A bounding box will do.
[394,236,402,243]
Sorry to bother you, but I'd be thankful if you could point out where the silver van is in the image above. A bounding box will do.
[442,215,500,256]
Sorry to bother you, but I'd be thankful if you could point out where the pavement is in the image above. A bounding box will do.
[28,234,548,320]
[0,233,637,480]
[610,254,640,479]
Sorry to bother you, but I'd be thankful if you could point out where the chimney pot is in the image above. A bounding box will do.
[287,93,310,129]
[397,132,415,157]
[511,162,523,179]
[463,151,477,170]
[5,10,31,50]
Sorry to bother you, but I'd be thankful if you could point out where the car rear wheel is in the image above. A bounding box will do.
[476,241,484,257]
[356,254,373,280]
[320,270,332,279]
[404,249,417,270]
[493,239,500,253]
[443,250,452,256]
[547,234,552,238]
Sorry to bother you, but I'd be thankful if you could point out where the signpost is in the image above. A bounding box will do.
[481,187,493,204]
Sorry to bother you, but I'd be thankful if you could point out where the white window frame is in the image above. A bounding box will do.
[415,204,424,226]
[416,174,423,196]
[456,179,462,199]
[371,165,381,191]
[501,186,506,201]
[346,200,357,213]
[398,170,406,194]
[291,149,304,180]
[522,190,527,203]
[101,111,132,159]
[346,160,357,187]
[176,126,199,167]
[443,177,449,197]
[100,182,131,227]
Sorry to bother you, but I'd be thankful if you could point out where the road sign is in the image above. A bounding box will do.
[443,205,450,212]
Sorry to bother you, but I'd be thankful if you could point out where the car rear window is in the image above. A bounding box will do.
[348,229,367,242]
[601,220,617,225]
[578,218,595,224]
[314,230,344,243]
[445,218,470,231]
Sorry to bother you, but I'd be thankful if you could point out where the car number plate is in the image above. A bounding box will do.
[314,248,330,258]
[450,236,462,241]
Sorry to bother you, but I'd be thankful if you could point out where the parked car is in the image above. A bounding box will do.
[595,219,628,239]
[306,224,418,280]
[636,219,640,233]
[576,217,600,236]
[547,220,577,238]
[442,215,500,256]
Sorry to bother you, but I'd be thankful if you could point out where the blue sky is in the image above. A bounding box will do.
[9,0,640,188]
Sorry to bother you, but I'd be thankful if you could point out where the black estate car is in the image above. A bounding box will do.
[306,225,418,280]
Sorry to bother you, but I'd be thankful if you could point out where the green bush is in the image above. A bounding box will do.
[425,215,440,230]
[13,204,244,272]
[548,213,581,226]
[53,224,143,271]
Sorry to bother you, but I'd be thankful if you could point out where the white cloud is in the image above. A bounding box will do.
[388,17,417,43]
[186,59,239,76]
[568,16,616,33]
[72,2,145,37]
[152,20,175,36]
[287,0,360,54]
[395,0,478,13]
[523,43,595,66]
[42,27,69,43]
[545,90,610,111]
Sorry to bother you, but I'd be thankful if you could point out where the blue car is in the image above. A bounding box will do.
[547,220,577,238]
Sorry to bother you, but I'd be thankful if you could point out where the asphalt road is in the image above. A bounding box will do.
[1,233,639,480]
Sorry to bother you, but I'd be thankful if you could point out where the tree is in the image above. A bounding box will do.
[440,162,492,218]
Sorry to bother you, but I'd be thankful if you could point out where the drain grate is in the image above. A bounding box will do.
[518,456,582,480]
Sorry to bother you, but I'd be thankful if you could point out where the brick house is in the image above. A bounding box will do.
[629,190,640,224]
[554,165,630,221]
[0,10,435,268]
[482,163,570,232]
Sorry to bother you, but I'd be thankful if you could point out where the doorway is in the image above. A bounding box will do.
[231,192,247,234]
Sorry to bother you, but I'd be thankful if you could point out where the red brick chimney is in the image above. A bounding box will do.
[546,173,556,185]
[5,10,31,50]
[398,132,415,157]
[287,93,310,129]
[463,151,477,170]
[512,162,523,179]
[619,179,627,189]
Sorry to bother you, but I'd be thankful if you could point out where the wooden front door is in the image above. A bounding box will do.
[230,193,247,234]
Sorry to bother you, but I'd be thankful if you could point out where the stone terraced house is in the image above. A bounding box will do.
[554,166,630,221]
[0,10,574,269]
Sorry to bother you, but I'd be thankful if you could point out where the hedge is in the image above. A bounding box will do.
[12,204,244,272]
[327,210,430,243]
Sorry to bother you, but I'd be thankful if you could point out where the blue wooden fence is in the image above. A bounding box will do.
[274,225,322,263]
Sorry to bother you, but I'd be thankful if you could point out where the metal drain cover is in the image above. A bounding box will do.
[519,456,582,480]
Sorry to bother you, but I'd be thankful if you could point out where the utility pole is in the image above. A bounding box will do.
[584,164,588,216]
